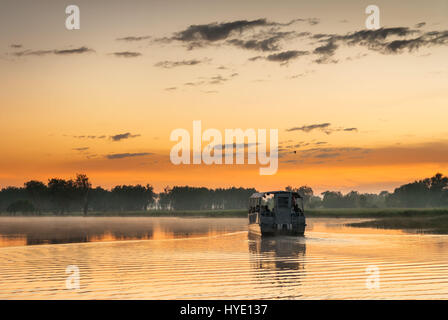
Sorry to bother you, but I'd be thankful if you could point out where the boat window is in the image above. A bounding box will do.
[277,196,289,208]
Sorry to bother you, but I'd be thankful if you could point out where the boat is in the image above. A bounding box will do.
[248,191,306,236]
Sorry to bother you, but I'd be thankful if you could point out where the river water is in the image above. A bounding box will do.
[0,217,447,299]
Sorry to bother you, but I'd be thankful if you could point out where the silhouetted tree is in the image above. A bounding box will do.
[7,200,36,215]
[24,180,48,214]
[158,186,172,210]
[47,178,76,214]
[286,185,314,208]
[74,174,91,216]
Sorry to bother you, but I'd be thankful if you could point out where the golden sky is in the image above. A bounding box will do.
[1,0,448,193]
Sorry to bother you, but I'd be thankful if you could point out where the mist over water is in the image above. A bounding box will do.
[0,217,447,299]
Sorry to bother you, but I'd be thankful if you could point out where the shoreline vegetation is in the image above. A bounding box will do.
[2,207,448,218]
[2,208,448,234]
[2,172,448,233]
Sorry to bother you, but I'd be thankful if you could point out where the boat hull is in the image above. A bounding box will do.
[248,216,306,237]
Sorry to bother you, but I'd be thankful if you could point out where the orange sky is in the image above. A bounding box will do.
[1,0,448,193]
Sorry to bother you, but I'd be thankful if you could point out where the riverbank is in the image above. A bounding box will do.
[2,208,448,218]
[347,215,448,234]
[2,208,448,233]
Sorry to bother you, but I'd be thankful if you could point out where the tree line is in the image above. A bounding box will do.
[1,173,448,214]
[0,174,155,215]
[286,173,448,209]
[0,174,256,214]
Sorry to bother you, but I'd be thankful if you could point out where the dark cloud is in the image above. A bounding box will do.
[311,27,448,63]
[248,56,263,62]
[159,18,318,50]
[313,41,338,64]
[173,19,278,43]
[10,44,22,49]
[112,51,142,58]
[264,50,309,64]
[116,35,151,42]
[13,46,94,57]
[165,87,177,91]
[207,142,259,151]
[54,47,94,55]
[154,59,209,68]
[106,152,153,160]
[415,22,426,29]
[226,31,305,52]
[73,147,89,151]
[110,132,141,142]
[286,123,331,133]
[286,123,358,135]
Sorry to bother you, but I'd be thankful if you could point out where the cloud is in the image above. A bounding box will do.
[110,132,141,141]
[184,81,205,86]
[116,35,151,42]
[72,135,105,139]
[288,70,315,78]
[112,51,142,58]
[172,19,277,43]
[208,142,259,151]
[315,152,341,159]
[73,147,89,151]
[183,75,233,87]
[10,44,22,49]
[165,87,177,91]
[286,123,358,134]
[158,18,318,50]
[310,27,448,63]
[313,41,338,64]
[250,50,309,64]
[12,46,94,57]
[208,75,228,85]
[266,50,309,64]
[280,141,448,169]
[154,59,209,68]
[415,22,426,29]
[226,31,306,52]
[279,145,370,164]
[286,123,331,133]
[54,47,94,55]
[106,152,153,160]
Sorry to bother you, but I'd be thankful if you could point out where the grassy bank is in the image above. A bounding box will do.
[306,208,448,218]
[3,208,448,233]
[2,208,448,218]
[347,215,448,234]
[0,209,248,218]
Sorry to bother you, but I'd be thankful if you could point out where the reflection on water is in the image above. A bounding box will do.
[249,234,306,271]
[0,217,244,247]
[0,217,448,299]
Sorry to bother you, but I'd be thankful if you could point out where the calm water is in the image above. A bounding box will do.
[0,217,448,299]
